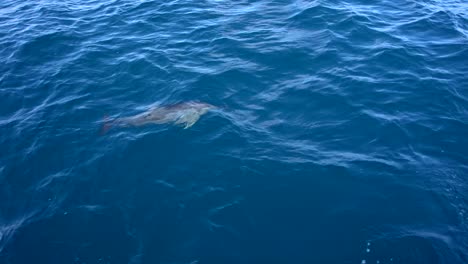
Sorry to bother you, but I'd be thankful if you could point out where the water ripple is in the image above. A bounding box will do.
[1,0,467,262]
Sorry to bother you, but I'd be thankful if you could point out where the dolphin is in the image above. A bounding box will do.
[101,101,217,134]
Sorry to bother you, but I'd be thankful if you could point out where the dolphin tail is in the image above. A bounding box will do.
[100,115,113,135]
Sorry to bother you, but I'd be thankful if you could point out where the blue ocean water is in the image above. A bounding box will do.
[1,0,468,263]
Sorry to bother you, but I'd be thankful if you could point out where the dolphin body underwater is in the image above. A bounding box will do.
[101,101,217,134]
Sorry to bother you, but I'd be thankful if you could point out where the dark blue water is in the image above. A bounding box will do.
[1,0,467,263]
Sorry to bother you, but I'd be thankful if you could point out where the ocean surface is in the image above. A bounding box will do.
[1,0,467,263]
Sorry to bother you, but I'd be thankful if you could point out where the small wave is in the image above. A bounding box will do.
[1,0,468,262]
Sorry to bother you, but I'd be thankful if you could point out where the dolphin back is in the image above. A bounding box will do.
[100,101,217,134]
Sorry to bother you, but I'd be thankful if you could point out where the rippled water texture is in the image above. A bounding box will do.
[1,0,467,263]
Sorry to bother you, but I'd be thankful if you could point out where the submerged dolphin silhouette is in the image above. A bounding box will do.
[101,101,216,134]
